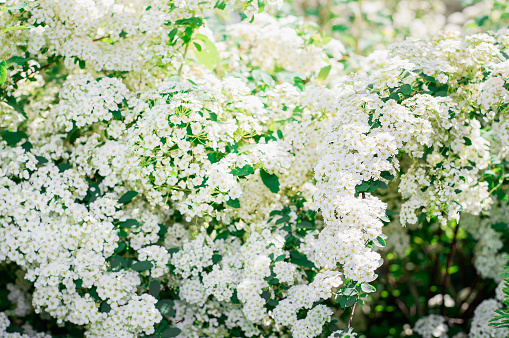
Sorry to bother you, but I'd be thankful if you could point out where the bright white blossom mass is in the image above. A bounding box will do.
[1,0,509,337]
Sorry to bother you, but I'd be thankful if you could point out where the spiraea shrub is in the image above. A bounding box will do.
[2,0,509,337]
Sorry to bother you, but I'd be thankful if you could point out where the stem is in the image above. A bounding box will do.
[354,0,364,55]
[348,302,357,328]
[178,42,190,77]
[440,221,460,315]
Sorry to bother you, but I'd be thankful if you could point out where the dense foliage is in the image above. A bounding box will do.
[1,0,509,337]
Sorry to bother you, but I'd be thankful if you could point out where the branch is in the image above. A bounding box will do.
[441,221,460,315]
[348,302,357,328]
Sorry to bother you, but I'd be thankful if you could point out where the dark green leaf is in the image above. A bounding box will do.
[57,163,72,172]
[275,215,290,225]
[355,182,369,192]
[131,261,153,271]
[296,221,313,229]
[100,302,111,313]
[463,137,472,146]
[161,328,181,338]
[118,191,138,205]
[260,169,280,193]
[150,280,161,298]
[119,219,140,228]
[226,198,240,208]
[380,171,394,180]
[5,96,27,118]
[212,254,222,264]
[276,129,283,140]
[1,130,28,146]
[114,242,127,254]
[400,84,411,95]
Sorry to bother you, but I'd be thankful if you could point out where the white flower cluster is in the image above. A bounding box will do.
[0,312,51,338]
[413,314,448,338]
[469,299,509,337]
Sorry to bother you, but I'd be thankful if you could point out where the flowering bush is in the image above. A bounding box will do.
[1,0,509,338]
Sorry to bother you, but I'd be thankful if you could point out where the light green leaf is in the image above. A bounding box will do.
[361,283,376,293]
[193,34,220,71]
[1,25,32,34]
[0,60,6,85]
[317,65,331,82]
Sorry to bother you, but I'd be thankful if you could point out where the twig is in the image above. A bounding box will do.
[441,221,460,315]
[93,35,110,42]
[348,302,357,328]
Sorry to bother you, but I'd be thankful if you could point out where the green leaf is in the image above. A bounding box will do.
[100,301,111,313]
[231,165,254,177]
[355,182,369,192]
[119,219,140,228]
[492,222,508,232]
[375,236,386,247]
[380,171,395,180]
[275,215,290,225]
[1,25,31,34]
[161,328,181,338]
[114,242,127,254]
[226,198,240,208]
[214,0,226,10]
[212,254,222,264]
[289,250,315,269]
[332,24,348,31]
[118,191,138,205]
[5,1,27,10]
[7,56,30,65]
[260,169,280,193]
[5,96,27,118]
[149,280,161,298]
[157,300,176,316]
[275,254,285,262]
[109,255,126,272]
[1,130,28,146]
[400,84,411,95]
[343,288,358,296]
[378,181,388,189]
[463,137,472,146]
[475,15,489,26]
[57,163,72,172]
[168,28,178,42]
[131,261,153,271]
[317,65,332,82]
[260,72,275,87]
[0,60,6,85]
[296,221,313,229]
[277,129,283,139]
[194,34,220,71]
[361,283,376,293]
